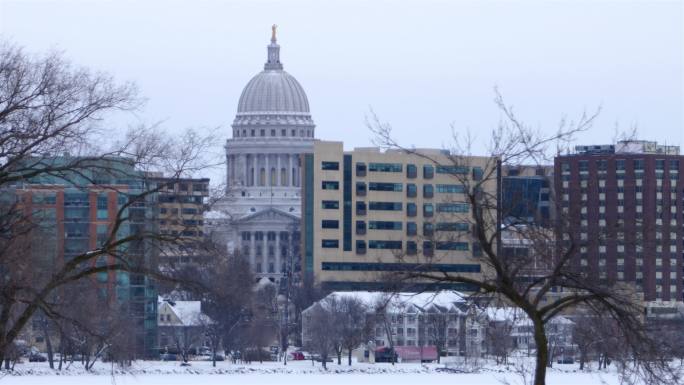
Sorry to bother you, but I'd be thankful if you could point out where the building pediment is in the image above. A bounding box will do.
[233,207,300,225]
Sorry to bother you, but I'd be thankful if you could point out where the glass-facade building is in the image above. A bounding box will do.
[10,156,159,357]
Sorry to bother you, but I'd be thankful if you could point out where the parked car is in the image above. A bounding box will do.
[289,351,305,360]
[374,347,398,363]
[160,353,178,361]
[557,357,575,364]
[311,354,333,363]
[199,354,224,362]
[28,353,47,362]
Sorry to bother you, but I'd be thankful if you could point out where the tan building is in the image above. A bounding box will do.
[301,141,499,291]
[153,177,210,265]
[154,177,209,241]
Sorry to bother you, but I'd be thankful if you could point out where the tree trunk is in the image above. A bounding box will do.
[348,348,352,366]
[532,317,549,385]
[337,348,341,365]
[42,321,54,369]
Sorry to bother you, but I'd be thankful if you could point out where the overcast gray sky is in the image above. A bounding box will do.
[1,0,682,183]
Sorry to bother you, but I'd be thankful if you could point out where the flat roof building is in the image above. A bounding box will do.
[301,141,499,292]
[555,140,683,302]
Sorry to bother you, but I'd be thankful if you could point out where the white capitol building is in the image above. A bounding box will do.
[208,27,315,282]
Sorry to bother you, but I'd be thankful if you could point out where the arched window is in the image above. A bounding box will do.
[280,167,288,186]
[270,167,277,186]
[249,167,255,186]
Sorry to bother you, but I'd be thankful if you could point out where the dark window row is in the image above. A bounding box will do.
[368,221,403,230]
[321,200,339,209]
[321,161,340,170]
[368,163,402,173]
[369,182,403,192]
[322,220,339,229]
[321,261,481,273]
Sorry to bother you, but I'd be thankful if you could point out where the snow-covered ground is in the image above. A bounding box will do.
[0,359,625,385]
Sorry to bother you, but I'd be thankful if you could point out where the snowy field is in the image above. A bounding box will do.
[0,360,625,385]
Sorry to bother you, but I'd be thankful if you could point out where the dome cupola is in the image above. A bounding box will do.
[232,25,315,136]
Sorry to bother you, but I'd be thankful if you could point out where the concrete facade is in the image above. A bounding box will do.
[301,141,499,291]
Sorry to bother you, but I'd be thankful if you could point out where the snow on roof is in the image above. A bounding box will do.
[159,298,212,326]
[314,291,467,313]
[204,210,229,219]
[484,307,574,326]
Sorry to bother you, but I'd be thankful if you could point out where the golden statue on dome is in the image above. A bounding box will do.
[271,24,277,42]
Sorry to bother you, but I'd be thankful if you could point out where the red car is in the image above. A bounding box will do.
[289,351,305,360]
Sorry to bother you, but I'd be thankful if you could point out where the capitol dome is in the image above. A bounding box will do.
[232,27,315,132]
[237,70,310,114]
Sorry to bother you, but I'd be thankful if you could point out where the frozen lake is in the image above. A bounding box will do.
[0,360,623,385]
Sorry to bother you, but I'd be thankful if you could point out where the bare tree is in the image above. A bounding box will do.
[192,244,255,367]
[368,90,679,385]
[422,308,448,363]
[0,41,219,365]
[337,296,371,366]
[303,296,339,370]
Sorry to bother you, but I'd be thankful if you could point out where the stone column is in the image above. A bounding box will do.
[250,231,256,270]
[288,154,293,187]
[262,231,268,274]
[265,154,270,187]
[252,154,257,187]
[239,154,246,186]
[276,154,282,187]
[275,232,281,275]
[226,154,231,188]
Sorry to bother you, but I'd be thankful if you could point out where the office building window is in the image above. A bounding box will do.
[356,162,367,177]
[407,164,417,178]
[436,184,465,193]
[369,201,402,211]
[322,220,339,229]
[407,241,417,255]
[356,182,367,196]
[423,165,434,179]
[322,161,340,170]
[369,163,402,172]
[423,184,434,198]
[369,221,402,230]
[369,182,403,192]
[407,203,417,217]
[423,222,434,237]
[356,240,366,255]
[356,201,367,215]
[407,183,417,198]
[322,239,339,248]
[356,220,366,235]
[368,240,402,249]
[321,200,339,209]
[423,203,434,217]
[322,181,339,190]
[406,222,417,236]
